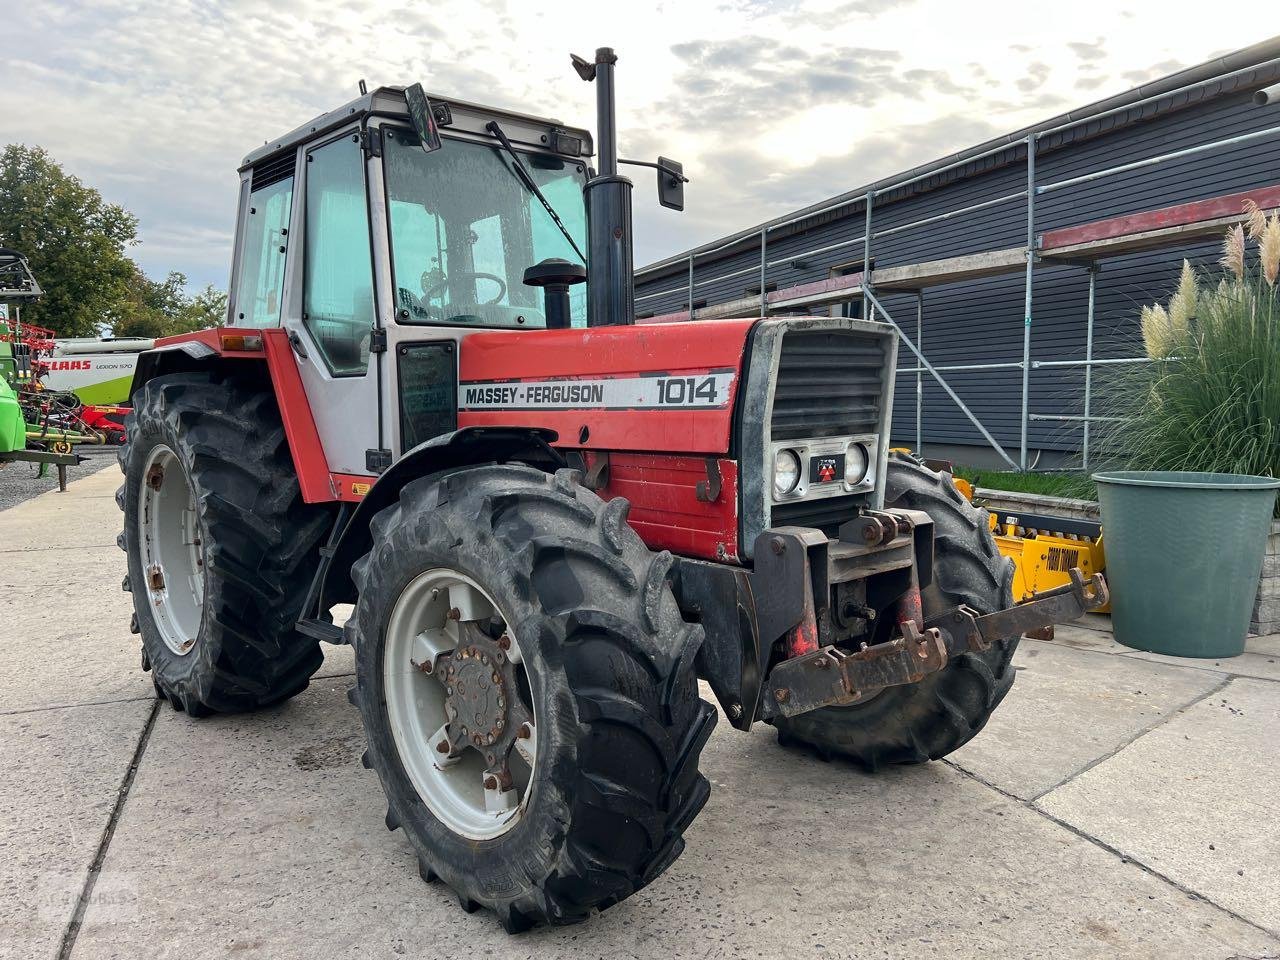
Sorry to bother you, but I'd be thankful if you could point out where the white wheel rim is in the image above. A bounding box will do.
[138,445,205,656]
[383,569,537,841]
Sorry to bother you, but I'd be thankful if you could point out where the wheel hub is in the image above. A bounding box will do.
[435,626,534,796]
[441,640,510,748]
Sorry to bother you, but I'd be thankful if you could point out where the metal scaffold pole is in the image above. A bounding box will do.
[1082,264,1098,469]
[687,255,694,314]
[865,189,875,321]
[916,291,924,453]
[1019,133,1037,471]
[759,229,767,316]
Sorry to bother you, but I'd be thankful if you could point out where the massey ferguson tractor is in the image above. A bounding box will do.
[118,49,1107,931]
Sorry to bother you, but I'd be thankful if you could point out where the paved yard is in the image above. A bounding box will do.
[2,464,1278,959]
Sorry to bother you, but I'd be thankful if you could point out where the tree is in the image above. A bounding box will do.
[0,145,139,337]
[112,269,228,339]
[0,145,227,340]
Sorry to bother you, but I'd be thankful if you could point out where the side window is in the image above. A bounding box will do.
[304,135,375,376]
[233,177,292,327]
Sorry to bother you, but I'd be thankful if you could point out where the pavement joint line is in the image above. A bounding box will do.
[1113,648,1280,682]
[944,752,1280,942]
[1030,636,1280,684]
[0,695,156,718]
[55,697,161,960]
[1027,674,1235,802]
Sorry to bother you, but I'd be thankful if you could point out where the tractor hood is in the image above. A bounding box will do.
[456,318,756,455]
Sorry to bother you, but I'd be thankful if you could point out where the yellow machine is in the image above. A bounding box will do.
[889,449,1110,612]
[987,511,1110,612]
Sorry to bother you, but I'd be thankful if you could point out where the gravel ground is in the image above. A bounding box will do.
[0,448,118,511]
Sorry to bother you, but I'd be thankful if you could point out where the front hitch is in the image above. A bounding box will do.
[761,568,1109,720]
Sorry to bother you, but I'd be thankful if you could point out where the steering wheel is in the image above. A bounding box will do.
[421,271,507,307]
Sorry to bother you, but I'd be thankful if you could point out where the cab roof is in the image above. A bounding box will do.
[240,85,594,171]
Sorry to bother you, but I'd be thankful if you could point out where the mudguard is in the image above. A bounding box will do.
[320,427,564,605]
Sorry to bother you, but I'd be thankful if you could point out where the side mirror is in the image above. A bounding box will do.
[405,83,443,154]
[657,156,684,211]
[618,156,689,211]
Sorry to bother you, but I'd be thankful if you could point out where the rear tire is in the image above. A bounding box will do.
[347,465,715,931]
[773,453,1017,768]
[118,372,333,715]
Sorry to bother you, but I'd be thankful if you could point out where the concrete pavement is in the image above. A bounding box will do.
[2,463,1278,959]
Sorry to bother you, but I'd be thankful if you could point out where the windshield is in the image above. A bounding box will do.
[383,128,588,329]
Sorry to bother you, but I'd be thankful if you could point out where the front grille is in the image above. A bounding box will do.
[771,329,885,440]
[771,495,861,537]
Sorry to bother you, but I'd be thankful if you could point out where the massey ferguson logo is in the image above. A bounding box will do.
[458,371,735,411]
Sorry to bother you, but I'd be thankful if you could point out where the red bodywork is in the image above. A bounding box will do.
[152,319,757,562]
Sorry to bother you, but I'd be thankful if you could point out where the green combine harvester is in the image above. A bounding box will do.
[1,249,84,490]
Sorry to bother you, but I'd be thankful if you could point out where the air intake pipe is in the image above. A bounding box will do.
[574,47,634,327]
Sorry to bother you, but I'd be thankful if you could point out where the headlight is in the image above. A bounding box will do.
[845,443,870,485]
[773,448,801,497]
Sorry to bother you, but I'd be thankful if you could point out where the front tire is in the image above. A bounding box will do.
[347,465,715,931]
[118,372,333,715]
[773,454,1017,768]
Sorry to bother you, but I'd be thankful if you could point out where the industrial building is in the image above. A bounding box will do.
[633,38,1280,470]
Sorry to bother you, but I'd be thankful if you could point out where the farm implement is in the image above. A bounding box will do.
[1,250,125,488]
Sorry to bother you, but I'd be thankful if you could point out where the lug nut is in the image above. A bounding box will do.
[484,776,497,790]
[498,635,511,651]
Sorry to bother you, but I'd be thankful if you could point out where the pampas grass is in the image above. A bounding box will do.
[1220,223,1245,280]
[1261,212,1280,287]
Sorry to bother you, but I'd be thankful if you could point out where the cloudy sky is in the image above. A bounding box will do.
[3,1,1273,290]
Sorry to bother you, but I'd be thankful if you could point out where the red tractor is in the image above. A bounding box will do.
[118,49,1105,931]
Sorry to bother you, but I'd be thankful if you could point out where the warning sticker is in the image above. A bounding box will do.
[458,370,735,411]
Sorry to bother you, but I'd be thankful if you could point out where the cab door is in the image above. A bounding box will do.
[280,127,384,475]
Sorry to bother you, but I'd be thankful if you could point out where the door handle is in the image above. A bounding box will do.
[287,330,309,360]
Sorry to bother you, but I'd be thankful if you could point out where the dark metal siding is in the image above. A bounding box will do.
[635,85,1280,455]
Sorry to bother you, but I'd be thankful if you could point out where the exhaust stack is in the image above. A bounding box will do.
[574,47,634,327]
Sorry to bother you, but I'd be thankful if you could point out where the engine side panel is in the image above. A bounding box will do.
[591,453,740,561]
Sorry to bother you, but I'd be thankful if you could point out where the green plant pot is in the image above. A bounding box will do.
[1093,471,1280,658]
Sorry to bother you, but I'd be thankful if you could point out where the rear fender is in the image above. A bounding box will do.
[321,427,564,605]
[126,331,268,400]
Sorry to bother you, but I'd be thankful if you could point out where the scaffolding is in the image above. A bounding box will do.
[637,63,1280,472]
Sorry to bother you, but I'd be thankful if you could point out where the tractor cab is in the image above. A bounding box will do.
[226,88,597,473]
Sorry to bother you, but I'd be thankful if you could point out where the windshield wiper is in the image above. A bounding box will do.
[485,120,587,265]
